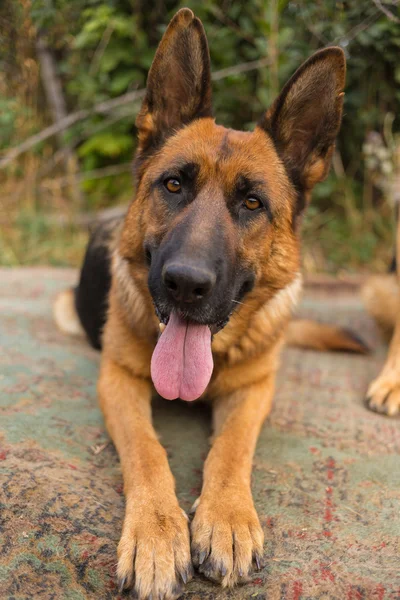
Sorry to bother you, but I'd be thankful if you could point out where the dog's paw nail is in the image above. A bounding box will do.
[254,552,263,570]
[198,549,208,565]
[220,564,227,577]
[171,584,184,599]
[117,576,127,593]
[180,563,193,584]
[181,571,188,585]
[368,400,379,411]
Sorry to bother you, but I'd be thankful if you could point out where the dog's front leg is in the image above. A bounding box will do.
[191,374,275,587]
[98,358,192,600]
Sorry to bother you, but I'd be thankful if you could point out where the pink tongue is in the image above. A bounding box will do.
[151,311,213,401]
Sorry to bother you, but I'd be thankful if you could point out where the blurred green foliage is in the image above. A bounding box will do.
[0,0,399,270]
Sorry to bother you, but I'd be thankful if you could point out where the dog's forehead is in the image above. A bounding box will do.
[150,119,285,185]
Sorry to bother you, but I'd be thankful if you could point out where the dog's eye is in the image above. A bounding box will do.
[164,178,181,193]
[244,197,261,211]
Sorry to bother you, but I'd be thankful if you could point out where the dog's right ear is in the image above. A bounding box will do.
[135,8,212,164]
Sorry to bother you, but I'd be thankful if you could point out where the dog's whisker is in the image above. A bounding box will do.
[232,299,246,306]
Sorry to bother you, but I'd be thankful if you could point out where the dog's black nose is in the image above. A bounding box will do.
[162,262,216,304]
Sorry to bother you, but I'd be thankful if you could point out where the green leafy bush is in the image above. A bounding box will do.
[1,0,399,269]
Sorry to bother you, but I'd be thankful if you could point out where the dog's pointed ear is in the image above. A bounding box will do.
[259,47,346,205]
[136,8,212,160]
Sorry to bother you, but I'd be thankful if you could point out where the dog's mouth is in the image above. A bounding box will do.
[149,275,254,402]
[151,310,231,402]
[156,310,230,335]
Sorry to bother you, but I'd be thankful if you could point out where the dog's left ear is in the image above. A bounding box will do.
[135,8,212,163]
[259,47,345,205]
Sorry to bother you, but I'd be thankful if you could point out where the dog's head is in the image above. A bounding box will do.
[119,8,345,400]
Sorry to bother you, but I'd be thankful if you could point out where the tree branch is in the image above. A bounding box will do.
[371,0,400,23]
[0,58,271,169]
[0,89,146,169]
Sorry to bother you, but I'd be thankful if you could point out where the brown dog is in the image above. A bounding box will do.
[53,8,368,599]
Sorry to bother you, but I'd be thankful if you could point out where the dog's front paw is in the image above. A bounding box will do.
[190,491,264,587]
[117,497,192,599]
[366,372,400,417]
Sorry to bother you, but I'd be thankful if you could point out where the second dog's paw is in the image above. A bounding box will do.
[190,492,264,587]
[366,373,400,417]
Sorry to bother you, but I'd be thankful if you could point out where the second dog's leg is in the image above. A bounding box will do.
[366,213,400,416]
[366,308,400,416]
[98,359,192,600]
[190,374,275,586]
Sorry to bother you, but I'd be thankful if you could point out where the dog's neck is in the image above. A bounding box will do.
[212,273,302,363]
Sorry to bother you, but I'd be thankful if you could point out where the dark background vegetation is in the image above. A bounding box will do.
[0,0,399,272]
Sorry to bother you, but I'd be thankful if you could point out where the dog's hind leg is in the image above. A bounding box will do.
[190,371,275,587]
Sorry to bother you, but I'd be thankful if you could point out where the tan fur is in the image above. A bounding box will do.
[53,289,84,337]
[362,133,400,417]
[363,260,400,417]
[286,319,369,353]
[362,274,398,340]
[56,9,351,600]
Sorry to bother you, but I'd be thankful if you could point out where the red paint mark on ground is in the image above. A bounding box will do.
[292,580,303,600]
[252,578,263,585]
[320,563,335,582]
[326,457,335,480]
[265,516,274,528]
[115,483,123,494]
[81,550,89,560]
[372,541,387,551]
[325,489,333,523]
[374,584,385,600]
[0,450,7,460]
[348,587,363,600]
[68,463,77,470]
[295,531,307,539]
[323,530,332,537]
[312,562,335,585]
[81,533,98,544]
[310,446,319,454]
[323,458,335,538]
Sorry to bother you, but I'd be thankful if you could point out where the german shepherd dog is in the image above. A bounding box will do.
[54,8,368,599]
